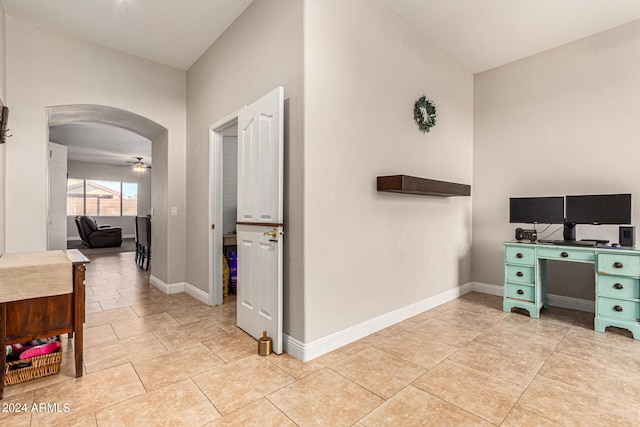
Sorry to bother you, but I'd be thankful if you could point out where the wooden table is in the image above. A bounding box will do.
[0,249,89,398]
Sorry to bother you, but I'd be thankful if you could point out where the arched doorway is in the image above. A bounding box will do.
[47,104,169,280]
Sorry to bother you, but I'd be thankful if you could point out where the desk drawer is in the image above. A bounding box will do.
[505,246,535,265]
[598,254,640,277]
[597,275,640,300]
[505,283,535,302]
[505,265,535,284]
[597,297,640,323]
[537,248,595,262]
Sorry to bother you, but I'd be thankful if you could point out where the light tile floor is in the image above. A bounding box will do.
[3,252,640,425]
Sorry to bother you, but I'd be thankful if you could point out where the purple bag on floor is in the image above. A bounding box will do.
[228,251,237,294]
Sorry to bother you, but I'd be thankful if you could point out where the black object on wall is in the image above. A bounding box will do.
[0,106,9,143]
[619,226,635,247]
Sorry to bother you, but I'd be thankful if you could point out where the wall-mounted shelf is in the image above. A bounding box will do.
[377,175,470,197]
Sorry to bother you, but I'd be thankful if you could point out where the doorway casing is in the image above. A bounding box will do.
[209,108,243,306]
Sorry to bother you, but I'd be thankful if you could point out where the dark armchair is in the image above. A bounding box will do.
[74,215,122,248]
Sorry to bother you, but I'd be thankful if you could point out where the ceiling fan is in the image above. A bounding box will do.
[124,157,151,172]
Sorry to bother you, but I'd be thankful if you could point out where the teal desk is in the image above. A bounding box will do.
[503,241,640,339]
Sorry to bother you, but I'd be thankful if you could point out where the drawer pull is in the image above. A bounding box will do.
[614,283,624,290]
[516,271,523,277]
[613,262,624,269]
[517,289,524,295]
[560,252,569,258]
[516,253,523,259]
[613,305,623,312]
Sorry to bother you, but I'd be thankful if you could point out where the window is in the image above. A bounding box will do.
[122,182,139,216]
[67,179,138,216]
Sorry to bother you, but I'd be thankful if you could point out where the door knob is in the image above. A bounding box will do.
[263,229,284,238]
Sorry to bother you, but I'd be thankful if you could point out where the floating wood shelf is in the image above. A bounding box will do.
[377,175,471,197]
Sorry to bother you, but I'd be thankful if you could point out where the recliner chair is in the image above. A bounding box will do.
[74,215,122,248]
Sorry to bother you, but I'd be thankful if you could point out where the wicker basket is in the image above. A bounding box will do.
[4,347,63,386]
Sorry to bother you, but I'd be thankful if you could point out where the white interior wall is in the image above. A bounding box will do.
[222,135,237,235]
[66,159,152,239]
[48,141,68,249]
[5,16,186,284]
[303,0,474,341]
[186,0,304,338]
[473,19,640,300]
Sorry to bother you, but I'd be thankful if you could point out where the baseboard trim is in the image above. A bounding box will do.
[472,282,595,313]
[67,235,134,241]
[184,282,210,305]
[283,282,473,362]
[472,281,503,296]
[548,294,595,313]
[148,278,209,304]
[149,275,185,295]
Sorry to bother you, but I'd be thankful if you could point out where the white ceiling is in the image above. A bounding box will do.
[49,123,151,167]
[10,0,640,164]
[381,0,640,73]
[2,0,254,71]
[4,0,640,73]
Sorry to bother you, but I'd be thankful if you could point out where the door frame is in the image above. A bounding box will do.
[208,108,244,306]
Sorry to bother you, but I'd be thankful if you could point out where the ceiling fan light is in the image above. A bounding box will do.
[133,163,146,173]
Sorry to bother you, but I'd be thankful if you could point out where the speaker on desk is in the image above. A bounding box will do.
[619,226,635,247]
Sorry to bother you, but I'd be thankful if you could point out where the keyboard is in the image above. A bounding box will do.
[538,240,597,247]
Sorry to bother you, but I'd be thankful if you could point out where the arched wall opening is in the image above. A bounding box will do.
[47,104,169,282]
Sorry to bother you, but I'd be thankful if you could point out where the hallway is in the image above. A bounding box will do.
[2,252,640,425]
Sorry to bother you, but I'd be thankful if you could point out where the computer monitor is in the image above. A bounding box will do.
[565,194,631,225]
[509,197,565,224]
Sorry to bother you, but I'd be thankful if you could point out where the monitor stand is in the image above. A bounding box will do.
[538,223,606,247]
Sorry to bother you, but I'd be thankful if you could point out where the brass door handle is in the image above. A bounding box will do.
[263,230,285,238]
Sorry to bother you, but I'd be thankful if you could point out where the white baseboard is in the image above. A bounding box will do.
[149,275,185,295]
[148,277,210,306]
[67,235,134,240]
[472,282,595,313]
[548,294,595,313]
[283,282,474,362]
[472,281,503,296]
[184,282,210,305]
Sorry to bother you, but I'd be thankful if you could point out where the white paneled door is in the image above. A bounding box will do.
[236,87,284,354]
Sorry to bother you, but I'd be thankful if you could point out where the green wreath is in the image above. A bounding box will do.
[414,96,437,133]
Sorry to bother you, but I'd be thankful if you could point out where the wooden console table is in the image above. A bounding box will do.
[0,249,89,399]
